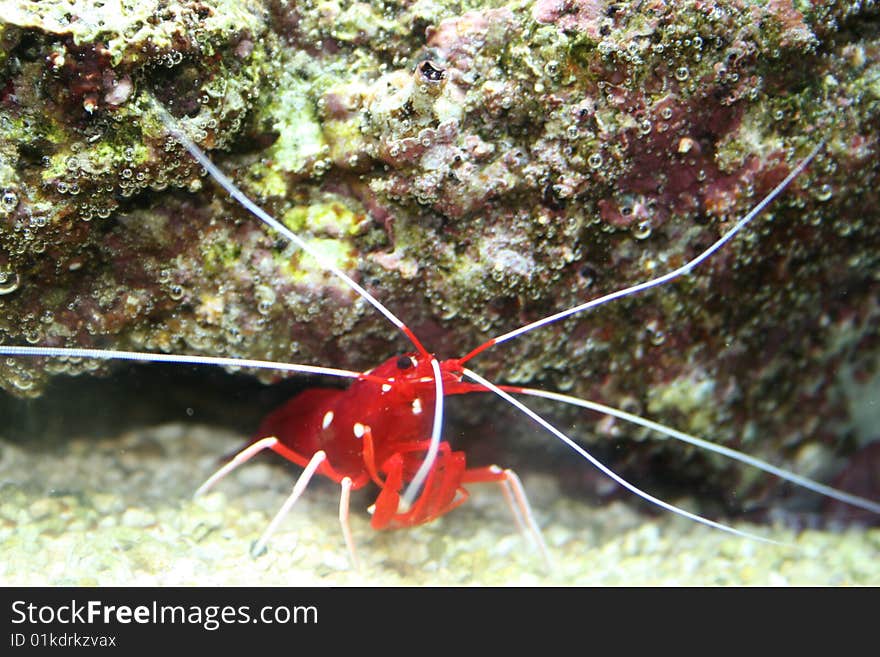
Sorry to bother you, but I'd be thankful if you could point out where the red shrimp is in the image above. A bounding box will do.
[192,351,547,570]
[247,354,484,531]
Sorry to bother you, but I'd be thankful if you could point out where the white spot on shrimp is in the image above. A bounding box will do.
[412,398,423,415]
[353,422,366,438]
[322,410,334,430]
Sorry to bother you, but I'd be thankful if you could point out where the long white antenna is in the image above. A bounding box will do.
[0,346,367,381]
[510,386,880,515]
[463,367,788,546]
[400,356,445,508]
[151,98,429,357]
[463,142,824,362]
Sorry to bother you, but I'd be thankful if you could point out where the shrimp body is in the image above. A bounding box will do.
[249,352,494,531]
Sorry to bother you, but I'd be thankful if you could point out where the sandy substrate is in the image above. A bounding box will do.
[0,423,877,586]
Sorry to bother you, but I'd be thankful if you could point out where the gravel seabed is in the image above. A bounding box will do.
[1,424,877,586]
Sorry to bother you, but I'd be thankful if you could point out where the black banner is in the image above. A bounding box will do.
[0,586,871,650]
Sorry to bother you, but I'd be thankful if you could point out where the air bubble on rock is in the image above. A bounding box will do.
[0,271,20,295]
[557,374,575,392]
[169,284,185,301]
[588,152,603,169]
[255,285,277,315]
[226,327,242,344]
[675,67,689,81]
[12,373,35,391]
[632,220,653,240]
[646,320,667,346]
[815,184,833,202]
[1,191,18,212]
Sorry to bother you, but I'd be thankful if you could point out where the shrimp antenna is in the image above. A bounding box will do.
[463,368,790,546]
[150,96,430,359]
[461,141,825,364]
[509,385,880,516]
[401,357,445,508]
[0,345,389,383]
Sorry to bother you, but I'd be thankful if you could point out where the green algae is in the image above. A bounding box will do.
[281,200,361,236]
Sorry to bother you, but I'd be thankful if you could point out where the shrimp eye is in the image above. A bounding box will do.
[396,355,414,370]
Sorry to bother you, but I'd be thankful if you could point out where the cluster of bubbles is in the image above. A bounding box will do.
[44,125,220,226]
[157,268,188,303]
[2,185,51,257]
